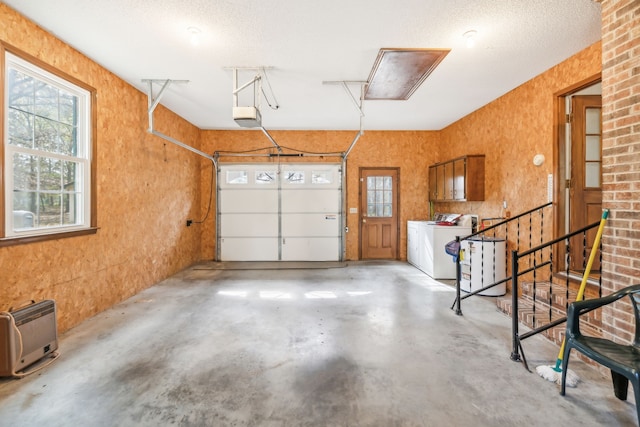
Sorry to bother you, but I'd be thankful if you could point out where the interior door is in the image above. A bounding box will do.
[360,168,399,259]
[569,95,602,271]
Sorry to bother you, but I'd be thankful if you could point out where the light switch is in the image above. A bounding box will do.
[349,207,358,214]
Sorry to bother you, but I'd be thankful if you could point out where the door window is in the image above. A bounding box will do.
[366,176,393,217]
[584,106,602,188]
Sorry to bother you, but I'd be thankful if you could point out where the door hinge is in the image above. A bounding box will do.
[565,179,572,189]
[566,113,573,123]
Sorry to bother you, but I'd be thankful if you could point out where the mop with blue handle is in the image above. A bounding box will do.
[536,208,609,387]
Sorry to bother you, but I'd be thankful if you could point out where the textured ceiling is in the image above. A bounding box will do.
[3,0,602,131]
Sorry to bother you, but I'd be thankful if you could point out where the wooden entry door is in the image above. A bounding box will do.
[569,95,602,271]
[360,168,399,259]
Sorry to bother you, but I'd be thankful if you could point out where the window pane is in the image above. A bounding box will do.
[7,109,34,148]
[8,69,34,114]
[376,204,383,217]
[367,204,376,216]
[312,171,332,184]
[383,204,392,216]
[367,191,375,204]
[585,136,600,161]
[585,107,601,134]
[39,157,62,191]
[58,90,77,126]
[255,171,275,184]
[58,123,77,156]
[375,177,384,190]
[12,191,37,215]
[13,153,37,190]
[285,171,304,184]
[384,176,392,189]
[367,177,375,189]
[34,81,59,121]
[227,171,247,184]
[12,208,35,229]
[62,193,81,225]
[375,191,383,204]
[383,190,392,203]
[63,161,79,191]
[37,193,63,228]
[585,162,601,188]
[34,116,57,152]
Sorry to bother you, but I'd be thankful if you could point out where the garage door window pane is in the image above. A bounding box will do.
[227,171,247,184]
[312,171,332,184]
[284,171,304,184]
[255,171,275,184]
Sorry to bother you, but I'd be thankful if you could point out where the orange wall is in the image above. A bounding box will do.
[437,42,602,223]
[200,130,441,260]
[0,4,202,332]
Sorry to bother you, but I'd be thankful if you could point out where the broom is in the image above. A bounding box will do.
[536,208,609,387]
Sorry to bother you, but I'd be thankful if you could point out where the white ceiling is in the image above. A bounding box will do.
[4,0,602,131]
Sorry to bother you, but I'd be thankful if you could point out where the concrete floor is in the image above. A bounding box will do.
[0,261,636,426]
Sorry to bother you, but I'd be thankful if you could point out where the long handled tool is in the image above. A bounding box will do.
[536,208,609,387]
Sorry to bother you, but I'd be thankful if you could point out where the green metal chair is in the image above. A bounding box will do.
[561,284,640,426]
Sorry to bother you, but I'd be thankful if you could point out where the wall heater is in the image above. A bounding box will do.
[0,300,59,377]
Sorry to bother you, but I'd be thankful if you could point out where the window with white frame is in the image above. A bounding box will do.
[3,49,94,240]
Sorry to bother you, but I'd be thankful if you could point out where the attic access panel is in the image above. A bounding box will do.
[364,48,450,100]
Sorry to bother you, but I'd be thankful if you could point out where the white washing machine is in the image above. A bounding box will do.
[460,237,506,296]
[424,223,471,279]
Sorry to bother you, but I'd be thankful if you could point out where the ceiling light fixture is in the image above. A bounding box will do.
[463,30,477,48]
[187,26,201,46]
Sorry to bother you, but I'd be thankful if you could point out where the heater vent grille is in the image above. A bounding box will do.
[12,301,55,325]
[0,300,59,377]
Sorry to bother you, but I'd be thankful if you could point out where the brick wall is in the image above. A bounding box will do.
[601,0,640,343]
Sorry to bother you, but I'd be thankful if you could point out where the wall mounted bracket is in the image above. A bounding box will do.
[323,80,367,159]
[142,79,216,163]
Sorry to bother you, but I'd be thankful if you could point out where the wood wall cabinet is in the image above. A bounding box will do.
[428,155,485,201]
[428,166,438,200]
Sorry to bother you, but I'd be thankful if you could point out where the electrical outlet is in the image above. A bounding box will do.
[186,219,193,227]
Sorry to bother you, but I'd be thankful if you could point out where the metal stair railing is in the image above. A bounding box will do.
[451,202,553,315]
[509,219,603,371]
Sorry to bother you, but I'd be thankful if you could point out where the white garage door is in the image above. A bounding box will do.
[218,163,343,261]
